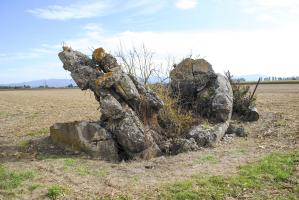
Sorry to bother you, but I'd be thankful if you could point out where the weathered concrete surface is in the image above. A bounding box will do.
[169,58,233,147]
[186,122,230,147]
[170,58,233,123]
[50,121,119,161]
[211,74,233,122]
[54,47,163,160]
[51,47,254,161]
[170,58,217,98]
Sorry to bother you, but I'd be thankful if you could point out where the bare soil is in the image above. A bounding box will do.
[0,84,298,199]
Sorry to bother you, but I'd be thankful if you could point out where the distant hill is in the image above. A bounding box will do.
[0,79,76,88]
[0,74,291,88]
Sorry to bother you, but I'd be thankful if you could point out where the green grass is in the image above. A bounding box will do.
[0,111,14,119]
[99,194,132,200]
[159,151,299,200]
[239,152,297,182]
[63,158,109,177]
[232,148,247,156]
[201,120,211,130]
[274,118,288,127]
[63,158,90,175]
[64,158,78,167]
[95,168,109,177]
[195,154,219,164]
[47,185,64,200]
[18,140,31,150]
[238,148,247,154]
[27,127,49,137]
[0,165,34,190]
[36,154,69,160]
[28,183,42,192]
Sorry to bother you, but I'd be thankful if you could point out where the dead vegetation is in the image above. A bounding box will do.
[150,84,196,137]
[225,71,257,117]
[116,43,156,85]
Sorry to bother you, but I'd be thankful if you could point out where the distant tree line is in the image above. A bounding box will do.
[233,78,246,82]
[234,76,299,82]
[0,84,77,89]
[0,85,31,89]
[262,76,299,81]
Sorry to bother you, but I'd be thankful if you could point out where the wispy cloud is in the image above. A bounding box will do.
[82,23,103,32]
[0,62,69,84]
[52,24,299,77]
[241,0,299,24]
[28,0,168,20]
[28,0,112,20]
[175,0,198,10]
[4,22,299,76]
[0,44,59,61]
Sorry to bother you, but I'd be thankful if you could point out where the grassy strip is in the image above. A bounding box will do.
[194,154,219,164]
[159,151,299,200]
[47,185,64,200]
[0,165,34,190]
[0,111,15,119]
[27,127,49,136]
[63,158,109,177]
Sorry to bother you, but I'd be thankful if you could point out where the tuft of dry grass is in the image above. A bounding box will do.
[151,84,195,137]
[225,71,257,116]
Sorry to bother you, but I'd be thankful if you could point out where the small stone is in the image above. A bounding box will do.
[187,122,230,147]
[226,124,247,137]
[74,151,80,155]
[170,138,199,154]
[243,107,259,122]
[145,165,154,169]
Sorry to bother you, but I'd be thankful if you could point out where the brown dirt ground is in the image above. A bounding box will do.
[0,84,298,199]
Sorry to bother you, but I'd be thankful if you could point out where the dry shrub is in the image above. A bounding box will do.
[150,84,195,137]
[225,71,256,115]
[138,94,160,129]
[116,43,155,85]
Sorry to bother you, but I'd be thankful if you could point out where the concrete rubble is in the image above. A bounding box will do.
[50,47,258,162]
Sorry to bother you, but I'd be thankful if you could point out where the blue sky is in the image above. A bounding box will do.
[0,0,299,83]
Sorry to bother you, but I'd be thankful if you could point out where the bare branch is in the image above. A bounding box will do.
[115,43,157,85]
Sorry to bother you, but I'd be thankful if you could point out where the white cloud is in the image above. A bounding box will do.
[175,0,198,10]
[0,62,69,84]
[2,24,299,82]
[250,0,299,9]
[241,0,299,24]
[28,0,168,20]
[0,44,59,61]
[82,23,103,32]
[124,0,167,15]
[59,25,299,77]
[28,1,112,20]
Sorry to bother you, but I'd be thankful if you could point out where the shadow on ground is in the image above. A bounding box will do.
[0,137,87,163]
